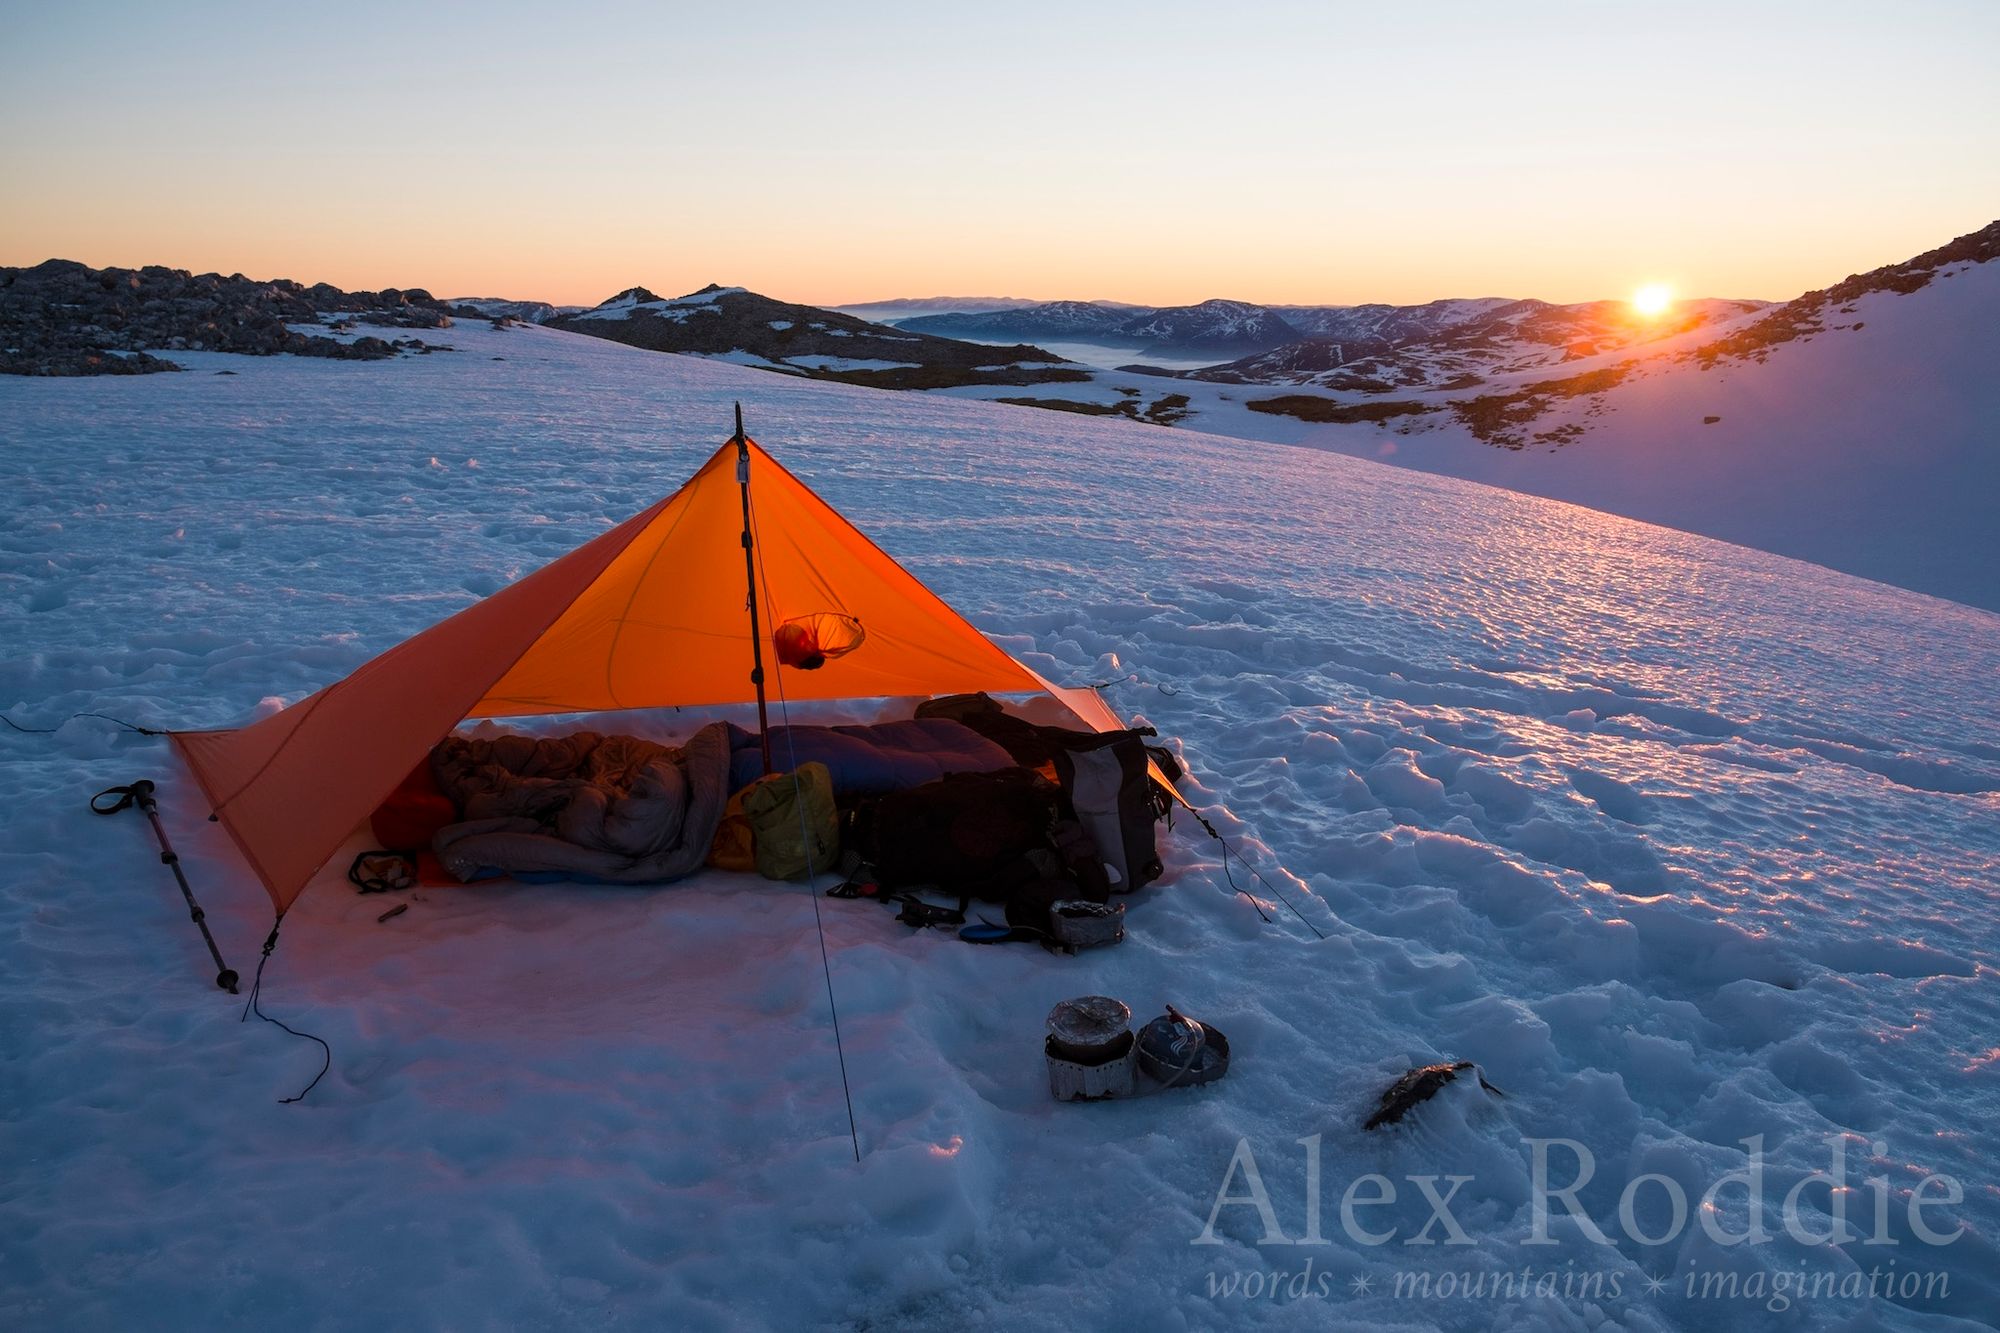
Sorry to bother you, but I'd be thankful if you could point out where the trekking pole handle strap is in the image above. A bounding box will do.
[91,779,155,815]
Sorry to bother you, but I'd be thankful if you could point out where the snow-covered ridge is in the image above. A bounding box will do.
[569,283,747,321]
[1112,298,1305,353]
[1276,296,1521,340]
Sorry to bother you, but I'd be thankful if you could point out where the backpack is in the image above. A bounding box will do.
[915,692,1102,769]
[1053,730,1164,893]
[849,768,1064,901]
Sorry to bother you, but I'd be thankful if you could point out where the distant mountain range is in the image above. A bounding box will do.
[546,284,1086,391]
[889,292,1771,377]
[895,298,1306,355]
[894,300,1136,341]
[1176,296,1769,395]
[832,296,1050,323]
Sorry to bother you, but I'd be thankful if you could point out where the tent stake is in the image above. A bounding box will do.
[92,779,240,991]
[733,403,775,777]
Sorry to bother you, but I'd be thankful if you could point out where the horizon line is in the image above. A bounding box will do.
[0,252,1788,313]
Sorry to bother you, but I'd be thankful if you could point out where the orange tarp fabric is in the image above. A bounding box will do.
[477,443,1038,714]
[172,439,1064,914]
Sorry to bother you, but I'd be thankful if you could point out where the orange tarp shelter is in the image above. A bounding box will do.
[173,433,1156,916]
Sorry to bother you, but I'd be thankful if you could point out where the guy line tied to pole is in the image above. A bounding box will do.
[737,402,863,1162]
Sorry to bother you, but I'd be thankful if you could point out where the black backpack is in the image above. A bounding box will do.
[1053,730,1165,894]
[849,769,1066,902]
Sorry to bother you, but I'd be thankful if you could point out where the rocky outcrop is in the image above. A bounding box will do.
[1693,219,2000,367]
[0,259,455,376]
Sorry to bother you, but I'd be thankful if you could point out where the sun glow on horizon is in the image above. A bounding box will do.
[1632,283,1675,318]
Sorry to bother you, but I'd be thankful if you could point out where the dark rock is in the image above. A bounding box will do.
[0,259,459,376]
[1364,1061,1504,1130]
[358,307,451,329]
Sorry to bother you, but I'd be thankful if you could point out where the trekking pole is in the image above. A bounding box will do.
[92,779,240,992]
[732,402,775,777]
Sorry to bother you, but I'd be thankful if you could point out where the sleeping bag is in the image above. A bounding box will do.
[724,718,1012,797]
[428,723,732,884]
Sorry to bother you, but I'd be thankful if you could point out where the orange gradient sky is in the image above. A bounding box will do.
[3,3,1996,308]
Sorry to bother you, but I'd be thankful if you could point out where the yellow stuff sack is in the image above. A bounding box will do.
[741,761,839,881]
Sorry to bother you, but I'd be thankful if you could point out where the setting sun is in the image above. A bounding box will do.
[1632,282,1674,318]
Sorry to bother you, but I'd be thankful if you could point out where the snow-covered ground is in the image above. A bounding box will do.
[3,321,1997,1331]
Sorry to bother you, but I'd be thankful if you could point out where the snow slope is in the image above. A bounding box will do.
[1254,258,2000,615]
[3,321,1998,1331]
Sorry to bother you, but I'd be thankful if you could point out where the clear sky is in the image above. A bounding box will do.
[3,1,1995,308]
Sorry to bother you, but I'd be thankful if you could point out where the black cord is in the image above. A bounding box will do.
[1238,850,1324,937]
[1081,671,1177,696]
[1194,810,1326,939]
[4,711,165,736]
[241,923,332,1104]
[751,484,863,1163]
[1217,842,1274,924]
